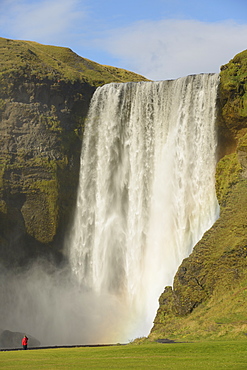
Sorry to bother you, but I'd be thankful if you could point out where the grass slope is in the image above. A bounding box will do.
[0,342,246,370]
[0,37,149,86]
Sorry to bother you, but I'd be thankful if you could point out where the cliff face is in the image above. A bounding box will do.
[150,50,247,341]
[1,38,246,341]
[0,37,148,268]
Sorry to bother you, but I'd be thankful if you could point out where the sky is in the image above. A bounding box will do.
[1,0,247,80]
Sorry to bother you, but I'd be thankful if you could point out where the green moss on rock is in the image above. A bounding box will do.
[219,50,247,137]
[215,153,242,205]
[21,179,58,243]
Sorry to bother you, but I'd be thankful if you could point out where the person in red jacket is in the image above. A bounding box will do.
[22,335,28,350]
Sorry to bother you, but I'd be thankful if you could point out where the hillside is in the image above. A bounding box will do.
[149,50,247,341]
[0,37,148,86]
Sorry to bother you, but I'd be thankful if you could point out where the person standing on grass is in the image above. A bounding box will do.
[22,335,28,350]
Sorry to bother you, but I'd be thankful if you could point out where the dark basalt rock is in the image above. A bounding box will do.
[0,329,40,349]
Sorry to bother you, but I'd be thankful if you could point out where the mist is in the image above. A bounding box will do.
[0,260,137,345]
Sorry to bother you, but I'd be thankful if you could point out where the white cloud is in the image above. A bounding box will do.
[1,1,247,80]
[96,19,247,80]
[0,0,87,45]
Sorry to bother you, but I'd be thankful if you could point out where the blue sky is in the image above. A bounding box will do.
[0,0,247,80]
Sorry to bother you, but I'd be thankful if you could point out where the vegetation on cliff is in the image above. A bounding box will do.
[150,50,247,342]
[1,37,246,341]
[0,37,148,267]
[0,37,148,87]
[219,50,247,136]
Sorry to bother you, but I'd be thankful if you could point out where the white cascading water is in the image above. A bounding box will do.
[67,73,220,343]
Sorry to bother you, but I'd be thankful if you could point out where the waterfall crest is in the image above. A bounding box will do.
[67,74,220,341]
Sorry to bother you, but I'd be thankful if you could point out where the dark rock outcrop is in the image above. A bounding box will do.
[0,329,40,349]
[0,75,95,268]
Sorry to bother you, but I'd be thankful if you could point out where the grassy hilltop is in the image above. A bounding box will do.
[0,37,148,86]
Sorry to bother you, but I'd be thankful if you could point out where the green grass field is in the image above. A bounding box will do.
[0,341,246,369]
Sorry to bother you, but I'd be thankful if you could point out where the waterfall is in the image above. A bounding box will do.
[67,74,220,342]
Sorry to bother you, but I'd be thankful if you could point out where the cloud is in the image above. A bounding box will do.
[0,0,87,45]
[96,19,247,80]
[1,1,247,81]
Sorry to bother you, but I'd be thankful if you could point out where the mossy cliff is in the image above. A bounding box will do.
[1,37,246,340]
[0,37,148,268]
[150,50,247,341]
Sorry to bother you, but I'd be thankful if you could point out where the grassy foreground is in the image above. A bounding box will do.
[0,341,246,369]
